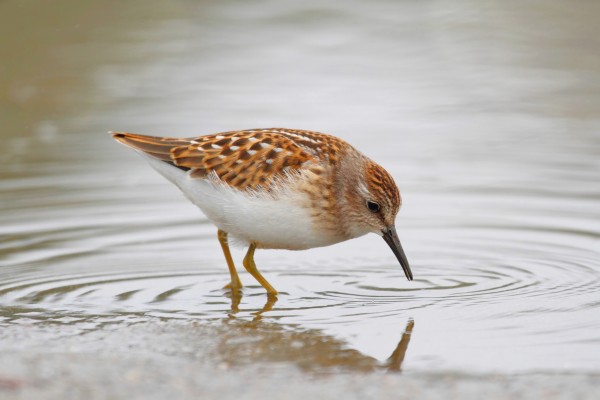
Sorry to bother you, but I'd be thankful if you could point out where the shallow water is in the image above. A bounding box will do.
[1,0,600,375]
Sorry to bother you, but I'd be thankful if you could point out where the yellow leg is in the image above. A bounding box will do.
[218,229,242,291]
[242,243,278,295]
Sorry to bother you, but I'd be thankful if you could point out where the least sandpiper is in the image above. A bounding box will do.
[111,128,412,295]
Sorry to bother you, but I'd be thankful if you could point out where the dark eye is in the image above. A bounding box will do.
[366,201,380,213]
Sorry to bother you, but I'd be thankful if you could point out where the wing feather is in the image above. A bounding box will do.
[111,128,349,190]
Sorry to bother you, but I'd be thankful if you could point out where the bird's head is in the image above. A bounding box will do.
[340,159,413,281]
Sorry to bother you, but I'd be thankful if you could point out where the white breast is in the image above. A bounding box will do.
[145,156,338,250]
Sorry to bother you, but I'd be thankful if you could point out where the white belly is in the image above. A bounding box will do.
[145,157,338,250]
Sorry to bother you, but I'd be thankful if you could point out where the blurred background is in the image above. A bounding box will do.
[1,0,600,392]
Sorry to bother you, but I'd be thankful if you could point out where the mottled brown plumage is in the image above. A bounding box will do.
[113,128,350,191]
[112,127,412,296]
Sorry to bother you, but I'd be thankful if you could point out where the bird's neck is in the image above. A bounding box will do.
[332,149,369,239]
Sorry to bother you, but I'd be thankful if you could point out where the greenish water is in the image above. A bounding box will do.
[1,0,600,377]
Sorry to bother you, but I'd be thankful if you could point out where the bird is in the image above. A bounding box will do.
[111,128,412,296]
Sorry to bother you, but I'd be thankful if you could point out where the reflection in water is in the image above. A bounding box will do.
[225,291,413,371]
[226,290,278,321]
[219,311,415,372]
[387,319,414,372]
[0,303,414,373]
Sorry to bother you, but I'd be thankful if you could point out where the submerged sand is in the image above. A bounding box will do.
[0,319,597,400]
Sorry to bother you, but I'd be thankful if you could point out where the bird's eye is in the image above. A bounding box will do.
[366,201,381,213]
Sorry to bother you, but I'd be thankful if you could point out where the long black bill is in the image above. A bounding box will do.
[382,226,413,281]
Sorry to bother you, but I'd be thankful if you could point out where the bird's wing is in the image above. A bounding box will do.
[111,128,348,191]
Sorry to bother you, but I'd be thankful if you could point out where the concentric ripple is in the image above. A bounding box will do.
[2,161,600,372]
[1,220,598,321]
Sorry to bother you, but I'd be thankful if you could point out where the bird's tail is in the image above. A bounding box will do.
[110,131,190,162]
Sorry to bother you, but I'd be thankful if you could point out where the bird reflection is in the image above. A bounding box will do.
[225,289,278,322]
[386,318,414,372]
[221,290,414,372]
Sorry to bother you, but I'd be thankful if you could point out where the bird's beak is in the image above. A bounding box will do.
[382,226,413,281]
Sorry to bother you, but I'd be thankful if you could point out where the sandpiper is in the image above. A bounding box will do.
[111,128,412,295]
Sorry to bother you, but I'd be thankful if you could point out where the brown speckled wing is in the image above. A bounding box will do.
[112,128,349,191]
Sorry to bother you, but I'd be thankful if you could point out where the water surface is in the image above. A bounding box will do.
[1,0,599,374]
